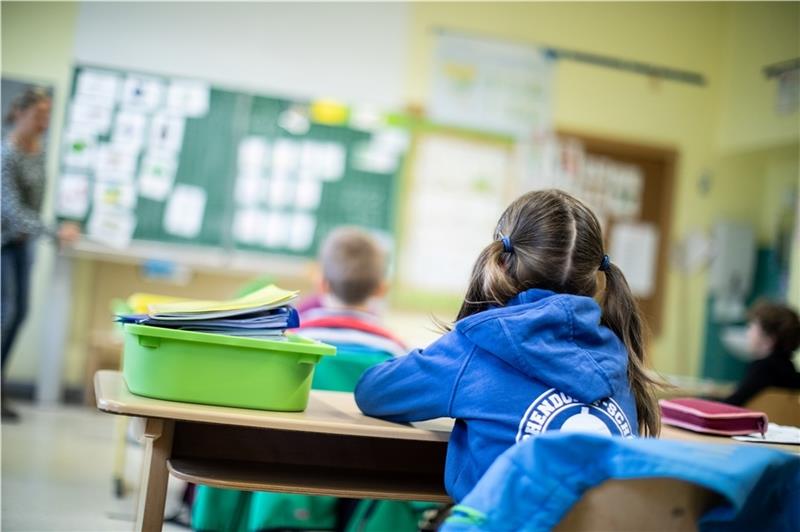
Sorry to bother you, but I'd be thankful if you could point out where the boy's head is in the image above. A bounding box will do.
[318,227,387,307]
[746,301,800,359]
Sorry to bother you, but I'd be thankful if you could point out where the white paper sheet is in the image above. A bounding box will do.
[234,176,268,206]
[94,181,137,211]
[277,107,310,135]
[163,184,207,238]
[349,106,384,131]
[166,80,210,117]
[352,141,398,174]
[94,144,137,183]
[87,207,136,249]
[62,126,97,169]
[267,178,295,208]
[55,173,91,219]
[121,76,164,113]
[233,208,270,245]
[69,101,113,135]
[319,142,345,182]
[149,114,185,153]
[609,222,659,298]
[272,139,301,174]
[288,213,317,251]
[733,423,800,445]
[138,151,178,201]
[295,179,323,210]
[238,137,270,172]
[430,32,554,137]
[112,111,148,152]
[76,70,120,108]
[400,134,510,294]
[262,212,291,249]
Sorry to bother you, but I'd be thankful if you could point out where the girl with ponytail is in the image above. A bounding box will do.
[355,189,661,503]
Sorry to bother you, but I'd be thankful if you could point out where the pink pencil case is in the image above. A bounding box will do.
[659,397,768,436]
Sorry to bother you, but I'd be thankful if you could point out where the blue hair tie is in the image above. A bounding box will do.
[500,235,513,253]
[600,254,611,272]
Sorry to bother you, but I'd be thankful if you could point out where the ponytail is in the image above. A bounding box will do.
[600,263,661,436]
[455,240,520,322]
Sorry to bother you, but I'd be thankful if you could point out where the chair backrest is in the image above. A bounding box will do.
[311,349,393,392]
[555,477,717,531]
[745,388,800,426]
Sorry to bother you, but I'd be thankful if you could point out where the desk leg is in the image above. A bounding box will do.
[135,418,174,532]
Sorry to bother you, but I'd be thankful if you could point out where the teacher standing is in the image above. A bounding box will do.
[2,87,80,421]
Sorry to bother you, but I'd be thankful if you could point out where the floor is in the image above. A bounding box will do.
[1,400,187,531]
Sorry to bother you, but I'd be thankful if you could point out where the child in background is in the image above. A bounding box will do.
[723,300,800,406]
[295,226,406,359]
[355,189,661,503]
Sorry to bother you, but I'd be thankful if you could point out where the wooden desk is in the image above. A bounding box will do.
[95,370,798,531]
[660,424,799,455]
[94,370,451,532]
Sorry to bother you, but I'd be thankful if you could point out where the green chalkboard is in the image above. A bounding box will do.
[56,65,405,258]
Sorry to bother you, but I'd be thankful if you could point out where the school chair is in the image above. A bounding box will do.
[745,388,800,426]
[441,432,799,531]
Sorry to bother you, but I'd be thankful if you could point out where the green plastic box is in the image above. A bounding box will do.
[122,324,336,411]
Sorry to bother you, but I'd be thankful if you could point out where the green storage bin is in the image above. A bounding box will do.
[122,324,336,411]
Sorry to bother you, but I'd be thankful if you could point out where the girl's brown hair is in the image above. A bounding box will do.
[456,189,661,436]
[5,87,50,125]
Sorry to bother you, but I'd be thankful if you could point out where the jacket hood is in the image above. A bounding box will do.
[455,288,628,403]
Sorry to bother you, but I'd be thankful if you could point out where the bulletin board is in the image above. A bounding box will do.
[55,65,407,259]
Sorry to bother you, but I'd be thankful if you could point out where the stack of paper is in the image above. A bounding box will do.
[117,284,299,339]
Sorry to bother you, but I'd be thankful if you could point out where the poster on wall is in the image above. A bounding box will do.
[400,134,511,294]
[430,31,555,137]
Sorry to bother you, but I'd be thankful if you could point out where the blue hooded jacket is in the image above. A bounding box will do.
[354,288,638,502]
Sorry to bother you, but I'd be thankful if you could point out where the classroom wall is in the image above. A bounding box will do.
[1,1,80,383]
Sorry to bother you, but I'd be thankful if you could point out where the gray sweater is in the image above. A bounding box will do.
[1,138,50,245]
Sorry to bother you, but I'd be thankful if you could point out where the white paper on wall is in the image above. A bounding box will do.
[272,139,301,174]
[149,114,185,153]
[55,173,91,219]
[94,144,137,182]
[267,178,295,208]
[238,137,270,173]
[76,70,120,108]
[121,76,164,113]
[609,222,659,298]
[62,126,97,169]
[262,212,291,249]
[69,101,113,135]
[288,212,317,251]
[94,181,137,211]
[138,151,178,201]
[234,176,268,206]
[233,208,270,245]
[163,184,207,238]
[166,79,210,117]
[295,179,323,210]
[87,207,136,249]
[112,111,148,152]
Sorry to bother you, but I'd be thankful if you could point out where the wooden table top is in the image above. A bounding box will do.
[94,370,452,442]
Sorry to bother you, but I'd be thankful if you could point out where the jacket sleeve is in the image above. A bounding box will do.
[354,331,471,422]
[1,152,48,241]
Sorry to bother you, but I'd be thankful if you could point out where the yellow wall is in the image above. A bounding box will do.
[2,2,798,388]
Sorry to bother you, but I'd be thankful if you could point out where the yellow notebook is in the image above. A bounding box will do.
[146,284,298,315]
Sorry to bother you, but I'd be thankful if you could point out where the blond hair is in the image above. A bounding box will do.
[319,227,387,305]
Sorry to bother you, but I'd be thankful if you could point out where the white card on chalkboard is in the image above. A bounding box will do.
[56,173,90,219]
[164,185,206,239]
